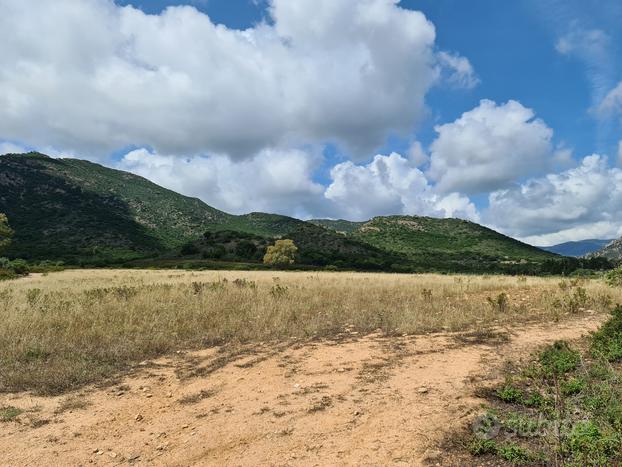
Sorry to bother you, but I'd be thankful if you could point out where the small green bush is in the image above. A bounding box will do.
[591,306,622,361]
[539,341,580,377]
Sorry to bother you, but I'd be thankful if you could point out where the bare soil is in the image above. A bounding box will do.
[0,313,604,466]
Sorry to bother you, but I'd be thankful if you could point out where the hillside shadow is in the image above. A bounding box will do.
[0,154,165,262]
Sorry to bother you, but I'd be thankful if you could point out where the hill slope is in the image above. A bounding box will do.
[588,238,622,262]
[539,239,615,257]
[0,152,567,272]
[0,153,299,261]
[350,216,556,272]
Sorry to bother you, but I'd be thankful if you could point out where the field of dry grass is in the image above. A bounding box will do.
[1,269,618,395]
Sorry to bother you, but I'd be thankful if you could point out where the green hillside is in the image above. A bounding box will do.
[309,219,364,234]
[285,222,402,270]
[0,153,298,262]
[1,152,597,274]
[351,216,557,272]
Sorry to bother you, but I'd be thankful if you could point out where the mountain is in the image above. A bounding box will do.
[0,152,570,272]
[0,152,300,262]
[312,215,558,273]
[588,238,622,262]
[539,239,615,257]
[309,219,364,234]
[348,216,556,271]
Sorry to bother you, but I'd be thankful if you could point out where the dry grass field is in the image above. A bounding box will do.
[0,269,619,465]
[1,269,617,395]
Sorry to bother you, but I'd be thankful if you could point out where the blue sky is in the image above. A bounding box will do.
[1,0,622,245]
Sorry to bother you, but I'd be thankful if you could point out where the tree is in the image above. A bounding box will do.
[263,239,297,266]
[0,213,13,255]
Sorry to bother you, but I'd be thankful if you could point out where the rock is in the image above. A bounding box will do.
[108,451,118,459]
[337,368,345,373]
[135,414,143,422]
[181,424,189,429]
[145,394,153,398]
[417,387,429,394]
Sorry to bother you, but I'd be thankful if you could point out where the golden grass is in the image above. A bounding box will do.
[1,269,619,394]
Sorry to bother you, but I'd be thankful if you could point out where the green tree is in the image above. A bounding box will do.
[263,239,297,266]
[0,213,13,255]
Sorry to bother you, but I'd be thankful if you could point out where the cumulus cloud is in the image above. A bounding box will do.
[0,0,475,160]
[428,100,555,194]
[485,155,622,245]
[324,152,479,221]
[117,147,324,218]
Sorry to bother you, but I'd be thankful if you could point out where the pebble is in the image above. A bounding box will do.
[135,414,143,422]
[417,387,429,394]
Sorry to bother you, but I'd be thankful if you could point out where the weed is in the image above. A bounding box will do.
[487,292,509,313]
[178,389,217,405]
[497,444,533,463]
[468,438,497,455]
[497,384,523,404]
[55,396,91,414]
[561,377,586,396]
[591,305,622,361]
[0,406,23,422]
[539,341,580,377]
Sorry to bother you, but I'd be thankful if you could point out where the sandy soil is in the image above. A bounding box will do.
[0,313,604,466]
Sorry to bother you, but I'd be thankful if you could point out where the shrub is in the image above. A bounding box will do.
[605,269,622,287]
[591,306,622,361]
[539,341,580,377]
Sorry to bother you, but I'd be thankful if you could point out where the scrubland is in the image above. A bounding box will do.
[0,269,617,395]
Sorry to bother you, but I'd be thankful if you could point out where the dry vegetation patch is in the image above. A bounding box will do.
[0,270,617,394]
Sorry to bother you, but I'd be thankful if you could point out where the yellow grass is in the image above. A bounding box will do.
[1,269,619,394]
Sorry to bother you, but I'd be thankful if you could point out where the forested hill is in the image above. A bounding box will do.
[1,152,594,274]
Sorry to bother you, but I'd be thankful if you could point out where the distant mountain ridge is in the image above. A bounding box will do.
[1,152,563,272]
[539,239,615,258]
[588,238,622,262]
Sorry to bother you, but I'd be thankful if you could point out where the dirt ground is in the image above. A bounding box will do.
[0,313,604,466]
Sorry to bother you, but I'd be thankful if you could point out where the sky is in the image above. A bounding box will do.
[1,0,622,246]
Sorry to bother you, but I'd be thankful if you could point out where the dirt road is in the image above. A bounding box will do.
[0,313,604,466]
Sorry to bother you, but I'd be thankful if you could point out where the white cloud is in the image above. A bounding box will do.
[117,147,324,218]
[0,141,28,155]
[555,28,609,57]
[324,152,479,221]
[0,0,474,160]
[485,155,622,245]
[428,100,555,194]
[407,141,429,167]
[599,82,622,119]
[436,51,479,89]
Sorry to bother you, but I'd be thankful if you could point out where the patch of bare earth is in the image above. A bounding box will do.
[0,314,605,466]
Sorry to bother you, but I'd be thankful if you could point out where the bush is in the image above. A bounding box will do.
[8,259,29,275]
[539,341,580,377]
[605,269,622,287]
[591,306,622,361]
